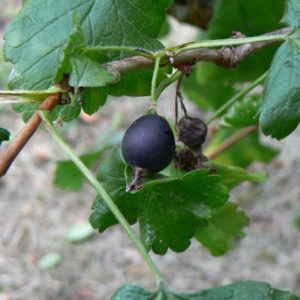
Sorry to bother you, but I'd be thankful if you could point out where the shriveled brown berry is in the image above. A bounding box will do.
[178,116,207,150]
[174,148,199,172]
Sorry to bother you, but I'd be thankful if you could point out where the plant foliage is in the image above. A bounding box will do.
[2,0,300,298]
[4,0,170,93]
[0,128,10,146]
[111,281,300,300]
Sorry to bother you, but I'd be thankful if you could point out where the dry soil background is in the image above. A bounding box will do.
[0,2,300,300]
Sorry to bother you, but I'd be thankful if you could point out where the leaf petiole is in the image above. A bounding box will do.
[81,46,154,59]
[171,34,289,56]
[68,92,78,105]
[150,56,163,107]
[0,87,65,103]
[155,70,182,100]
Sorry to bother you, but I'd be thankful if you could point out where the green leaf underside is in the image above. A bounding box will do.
[219,95,260,129]
[183,0,284,110]
[12,103,40,122]
[111,281,300,300]
[81,86,108,115]
[204,161,266,190]
[282,0,300,28]
[69,55,116,88]
[54,150,104,191]
[4,0,171,92]
[259,32,300,139]
[60,103,81,122]
[49,105,64,121]
[90,149,229,254]
[205,130,278,168]
[195,202,249,256]
[0,128,10,146]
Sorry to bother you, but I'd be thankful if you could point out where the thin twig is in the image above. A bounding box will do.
[0,94,60,177]
[206,72,268,124]
[151,56,162,103]
[177,76,187,116]
[106,28,291,75]
[206,126,258,160]
[175,74,186,126]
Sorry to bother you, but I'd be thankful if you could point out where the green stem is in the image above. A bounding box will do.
[69,92,78,104]
[206,71,268,124]
[172,34,288,56]
[82,46,154,59]
[155,70,182,100]
[0,87,65,105]
[0,87,64,97]
[39,111,165,287]
[151,56,162,104]
[0,98,36,104]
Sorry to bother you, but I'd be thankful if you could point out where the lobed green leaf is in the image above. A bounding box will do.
[204,161,266,190]
[4,0,171,95]
[281,0,300,28]
[54,150,104,191]
[111,281,300,300]
[90,149,229,254]
[80,87,108,116]
[12,103,39,122]
[89,148,139,233]
[60,103,81,123]
[195,202,249,256]
[69,55,117,89]
[137,169,227,254]
[219,95,260,129]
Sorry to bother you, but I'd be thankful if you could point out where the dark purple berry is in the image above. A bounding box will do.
[122,114,175,173]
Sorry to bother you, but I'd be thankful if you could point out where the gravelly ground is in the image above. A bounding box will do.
[1,2,300,300]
